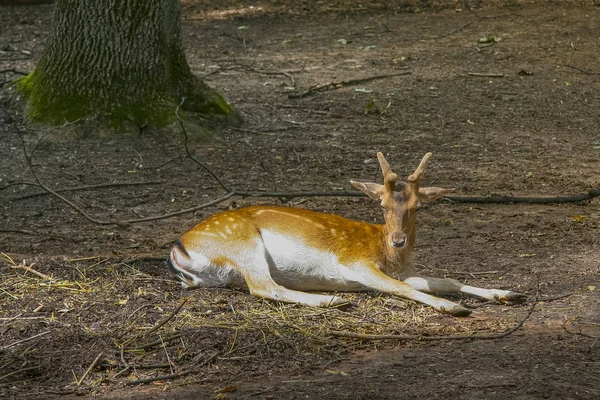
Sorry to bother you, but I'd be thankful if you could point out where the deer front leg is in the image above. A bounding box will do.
[345,265,471,317]
[402,275,527,305]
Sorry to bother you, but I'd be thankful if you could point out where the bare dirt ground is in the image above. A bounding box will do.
[1,1,599,399]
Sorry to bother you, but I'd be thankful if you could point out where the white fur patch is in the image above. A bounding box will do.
[259,229,364,291]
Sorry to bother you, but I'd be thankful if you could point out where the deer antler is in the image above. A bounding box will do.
[407,152,432,193]
[377,152,398,194]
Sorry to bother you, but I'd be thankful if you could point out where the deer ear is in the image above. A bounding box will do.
[351,181,384,200]
[418,187,456,202]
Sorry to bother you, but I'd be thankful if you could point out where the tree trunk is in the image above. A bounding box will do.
[18,0,240,128]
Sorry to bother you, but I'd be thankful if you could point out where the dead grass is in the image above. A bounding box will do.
[0,254,524,396]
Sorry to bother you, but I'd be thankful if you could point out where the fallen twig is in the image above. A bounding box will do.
[122,298,189,348]
[562,321,600,340]
[289,72,411,99]
[3,330,52,350]
[77,352,103,386]
[331,292,538,342]
[0,366,38,382]
[445,190,600,204]
[560,64,600,75]
[144,298,188,337]
[11,262,52,280]
[176,98,230,192]
[427,21,473,40]
[4,106,598,230]
[10,180,165,201]
[125,351,218,386]
[133,333,184,351]
[535,291,573,303]
[464,291,572,309]
[467,72,505,78]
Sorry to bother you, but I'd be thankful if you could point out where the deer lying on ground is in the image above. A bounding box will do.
[168,152,526,317]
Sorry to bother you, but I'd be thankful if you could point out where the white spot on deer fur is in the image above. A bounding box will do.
[228,217,235,222]
[225,227,232,234]
[330,228,337,236]
[202,232,219,238]
[214,221,220,225]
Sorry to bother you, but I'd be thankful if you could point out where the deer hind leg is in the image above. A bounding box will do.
[235,239,347,308]
[403,275,527,305]
[345,265,471,316]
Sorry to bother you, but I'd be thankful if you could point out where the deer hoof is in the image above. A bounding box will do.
[502,291,528,305]
[325,296,349,308]
[447,305,472,317]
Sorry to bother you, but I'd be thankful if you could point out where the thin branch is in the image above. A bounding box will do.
[143,298,188,337]
[124,351,218,386]
[132,333,183,351]
[426,21,473,40]
[535,291,573,303]
[122,299,189,348]
[11,262,52,280]
[289,72,411,99]
[2,106,118,226]
[176,98,230,192]
[235,190,364,199]
[467,72,505,78]
[77,352,103,386]
[2,330,52,350]
[118,191,236,223]
[331,293,539,342]
[445,189,600,204]
[0,366,38,382]
[10,180,165,201]
[560,64,600,75]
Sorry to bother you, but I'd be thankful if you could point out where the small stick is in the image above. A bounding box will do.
[560,64,600,75]
[176,99,230,193]
[535,291,573,303]
[144,298,188,336]
[445,189,600,204]
[10,180,164,201]
[119,298,189,348]
[11,263,52,280]
[331,293,538,342]
[3,330,51,350]
[0,366,38,382]
[427,21,473,40]
[159,335,175,375]
[77,352,103,386]
[289,72,411,99]
[124,351,218,386]
[445,270,500,275]
[132,333,183,351]
[467,72,505,78]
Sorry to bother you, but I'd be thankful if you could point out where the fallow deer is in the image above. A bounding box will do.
[168,152,526,316]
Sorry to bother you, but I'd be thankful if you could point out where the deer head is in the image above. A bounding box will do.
[351,152,455,250]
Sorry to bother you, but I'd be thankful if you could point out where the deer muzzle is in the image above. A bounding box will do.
[390,232,407,248]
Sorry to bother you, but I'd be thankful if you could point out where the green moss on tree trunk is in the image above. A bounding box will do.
[18,0,240,128]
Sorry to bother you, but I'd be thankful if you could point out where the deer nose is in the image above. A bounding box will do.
[390,232,407,248]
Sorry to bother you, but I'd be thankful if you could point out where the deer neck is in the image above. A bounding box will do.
[379,223,415,275]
